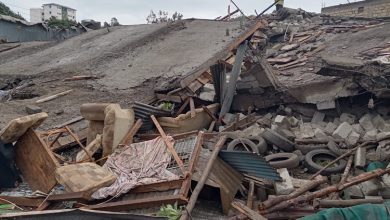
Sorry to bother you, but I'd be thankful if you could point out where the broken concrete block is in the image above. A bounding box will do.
[324,122,337,135]
[0,112,48,143]
[359,114,375,131]
[346,131,360,146]
[373,114,386,131]
[311,111,325,124]
[316,100,336,110]
[382,163,390,187]
[314,128,328,139]
[363,129,378,141]
[25,105,42,115]
[377,132,390,141]
[333,117,341,126]
[289,116,300,127]
[352,124,365,135]
[222,113,236,125]
[199,90,215,102]
[354,146,366,168]
[274,168,294,195]
[283,107,293,116]
[343,185,364,199]
[274,115,290,129]
[359,179,380,196]
[332,122,353,139]
[202,83,214,92]
[340,113,356,125]
[299,123,315,139]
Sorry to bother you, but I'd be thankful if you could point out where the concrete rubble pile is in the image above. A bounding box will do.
[1,6,390,220]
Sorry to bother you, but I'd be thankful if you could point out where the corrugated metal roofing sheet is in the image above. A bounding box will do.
[218,151,281,181]
[132,102,172,131]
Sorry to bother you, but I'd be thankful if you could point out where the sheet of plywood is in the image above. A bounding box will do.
[15,128,60,193]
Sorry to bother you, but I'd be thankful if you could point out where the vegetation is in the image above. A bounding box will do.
[157,203,183,220]
[0,1,25,20]
[47,17,77,28]
[146,10,183,24]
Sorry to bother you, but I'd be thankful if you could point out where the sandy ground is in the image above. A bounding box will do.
[0,19,250,128]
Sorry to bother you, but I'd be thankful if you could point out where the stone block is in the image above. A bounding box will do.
[352,124,365,135]
[274,115,291,129]
[25,105,42,115]
[324,122,337,135]
[332,122,353,139]
[314,128,328,139]
[373,114,386,131]
[299,123,315,139]
[346,131,360,146]
[343,185,364,199]
[333,117,341,126]
[340,113,356,124]
[289,116,300,127]
[363,129,378,141]
[359,179,380,196]
[274,168,294,195]
[316,100,336,110]
[311,111,325,124]
[359,114,375,131]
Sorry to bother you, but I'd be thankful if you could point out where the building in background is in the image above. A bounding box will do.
[30,3,76,23]
[322,0,390,18]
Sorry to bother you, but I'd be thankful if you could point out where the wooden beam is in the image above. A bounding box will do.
[36,90,73,104]
[232,201,267,220]
[189,97,196,118]
[85,195,187,211]
[180,135,226,220]
[176,97,190,116]
[0,196,44,207]
[119,119,143,146]
[150,115,185,172]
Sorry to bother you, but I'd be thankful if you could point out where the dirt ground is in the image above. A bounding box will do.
[0,19,249,129]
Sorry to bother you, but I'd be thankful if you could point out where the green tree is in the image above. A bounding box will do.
[0,1,25,20]
[47,16,77,28]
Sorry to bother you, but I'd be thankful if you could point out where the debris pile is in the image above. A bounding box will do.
[0,6,390,220]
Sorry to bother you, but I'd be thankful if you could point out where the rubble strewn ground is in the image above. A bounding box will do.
[1,6,390,220]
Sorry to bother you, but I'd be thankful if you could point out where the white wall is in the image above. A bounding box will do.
[30,8,43,23]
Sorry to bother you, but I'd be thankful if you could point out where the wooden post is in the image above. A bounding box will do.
[119,119,143,145]
[150,115,185,173]
[180,135,227,220]
[189,97,196,118]
[247,180,255,209]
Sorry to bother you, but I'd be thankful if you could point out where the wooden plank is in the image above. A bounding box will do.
[189,97,196,118]
[156,93,182,103]
[15,129,60,193]
[86,195,187,211]
[180,132,204,198]
[232,201,267,220]
[53,116,84,129]
[180,20,266,88]
[119,119,143,146]
[219,42,248,118]
[0,196,44,207]
[150,115,185,172]
[47,191,91,202]
[176,97,190,116]
[36,90,73,104]
[131,179,184,194]
[138,130,198,141]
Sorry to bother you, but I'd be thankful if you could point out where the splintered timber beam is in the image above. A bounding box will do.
[150,115,185,172]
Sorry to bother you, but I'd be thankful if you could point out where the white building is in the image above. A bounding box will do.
[30,3,76,24]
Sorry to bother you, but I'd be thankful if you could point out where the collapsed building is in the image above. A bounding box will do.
[0,5,390,220]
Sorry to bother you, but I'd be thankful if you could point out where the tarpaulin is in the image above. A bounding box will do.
[301,201,390,220]
[92,137,179,199]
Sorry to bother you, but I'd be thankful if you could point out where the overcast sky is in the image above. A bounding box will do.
[3,0,356,24]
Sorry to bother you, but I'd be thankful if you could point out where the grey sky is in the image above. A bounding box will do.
[3,0,356,24]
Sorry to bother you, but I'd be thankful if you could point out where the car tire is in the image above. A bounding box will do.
[262,128,295,152]
[265,153,300,169]
[305,149,347,175]
[247,136,268,154]
[227,138,259,154]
